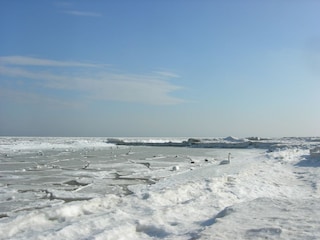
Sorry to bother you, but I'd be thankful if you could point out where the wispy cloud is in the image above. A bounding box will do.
[153,71,181,79]
[0,56,101,68]
[54,1,102,18]
[0,56,184,106]
[64,10,102,17]
[0,87,85,109]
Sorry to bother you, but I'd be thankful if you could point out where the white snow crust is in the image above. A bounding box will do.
[0,137,320,239]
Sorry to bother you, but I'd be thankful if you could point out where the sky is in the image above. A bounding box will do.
[0,0,320,137]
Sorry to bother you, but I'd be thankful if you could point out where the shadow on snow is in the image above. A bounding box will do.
[295,155,320,168]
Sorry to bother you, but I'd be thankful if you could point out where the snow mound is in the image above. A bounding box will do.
[223,136,243,142]
[200,198,320,239]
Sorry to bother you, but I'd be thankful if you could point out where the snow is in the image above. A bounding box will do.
[0,137,320,239]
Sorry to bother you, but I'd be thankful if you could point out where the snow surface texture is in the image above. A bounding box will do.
[0,137,320,239]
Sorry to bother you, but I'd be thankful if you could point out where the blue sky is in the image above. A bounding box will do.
[1,1,320,137]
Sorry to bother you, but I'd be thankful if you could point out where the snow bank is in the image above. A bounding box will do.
[201,197,320,239]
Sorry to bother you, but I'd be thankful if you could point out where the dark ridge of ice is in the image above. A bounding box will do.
[113,172,158,185]
[0,213,8,219]
[42,189,93,202]
[106,137,320,151]
[64,180,90,187]
[106,137,280,150]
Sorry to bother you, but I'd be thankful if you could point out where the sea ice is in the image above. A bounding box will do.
[0,137,319,239]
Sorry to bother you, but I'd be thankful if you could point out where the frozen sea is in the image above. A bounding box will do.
[0,136,320,239]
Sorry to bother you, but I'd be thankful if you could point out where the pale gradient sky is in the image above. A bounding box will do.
[1,1,320,137]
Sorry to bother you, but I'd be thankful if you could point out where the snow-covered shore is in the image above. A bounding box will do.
[0,137,320,239]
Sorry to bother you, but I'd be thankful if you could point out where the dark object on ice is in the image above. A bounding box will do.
[126,148,132,155]
[140,162,151,168]
[172,165,179,171]
[129,160,151,169]
[64,180,89,186]
[82,161,90,169]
